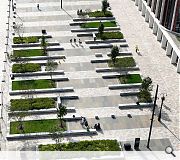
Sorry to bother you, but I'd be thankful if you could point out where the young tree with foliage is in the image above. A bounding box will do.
[138,77,153,102]
[111,45,119,64]
[46,59,58,84]
[41,35,48,55]
[50,126,63,144]
[98,23,104,36]
[57,104,67,129]
[102,0,109,14]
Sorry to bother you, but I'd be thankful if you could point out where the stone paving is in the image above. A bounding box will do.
[0,0,178,152]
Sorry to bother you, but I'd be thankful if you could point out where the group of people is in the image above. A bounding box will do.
[94,123,101,131]
[81,117,101,131]
[70,38,82,46]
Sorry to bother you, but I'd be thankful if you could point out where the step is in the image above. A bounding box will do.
[73,17,115,22]
[109,83,141,89]
[119,103,154,109]
[9,87,74,96]
[85,39,126,44]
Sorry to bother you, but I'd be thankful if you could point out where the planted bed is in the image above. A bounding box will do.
[10,98,56,111]
[12,79,56,90]
[10,119,66,134]
[38,139,121,151]
[13,36,39,44]
[96,32,123,40]
[81,21,116,28]
[12,63,41,73]
[119,74,142,84]
[108,57,136,68]
[88,11,113,17]
[13,49,45,58]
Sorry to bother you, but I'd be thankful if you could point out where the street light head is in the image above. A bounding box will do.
[165,146,173,154]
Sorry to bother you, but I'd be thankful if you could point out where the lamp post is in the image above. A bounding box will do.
[158,93,167,122]
[147,84,159,148]
[61,0,62,9]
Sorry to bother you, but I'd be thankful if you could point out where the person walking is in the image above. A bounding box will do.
[135,45,139,53]
[37,4,40,10]
[70,39,72,43]
[74,38,76,44]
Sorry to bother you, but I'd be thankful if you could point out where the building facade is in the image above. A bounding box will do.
[133,0,180,73]
[144,0,180,33]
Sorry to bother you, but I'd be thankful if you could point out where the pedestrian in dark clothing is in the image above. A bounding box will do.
[37,4,40,10]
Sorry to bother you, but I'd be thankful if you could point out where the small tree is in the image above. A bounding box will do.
[50,126,63,144]
[46,59,58,84]
[111,45,119,64]
[98,23,104,36]
[141,77,153,91]
[41,35,48,55]
[57,104,67,129]
[102,0,109,14]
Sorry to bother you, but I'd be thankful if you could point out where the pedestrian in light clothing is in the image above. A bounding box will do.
[135,45,139,53]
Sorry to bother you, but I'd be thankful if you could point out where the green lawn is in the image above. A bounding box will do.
[13,49,45,58]
[108,57,136,68]
[96,32,124,40]
[119,74,142,84]
[10,119,66,134]
[12,63,41,73]
[12,79,56,90]
[88,11,113,17]
[81,21,116,28]
[10,98,56,111]
[13,36,39,44]
[39,139,121,151]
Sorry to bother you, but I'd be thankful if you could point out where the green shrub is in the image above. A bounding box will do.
[10,98,55,111]
[12,63,41,73]
[119,74,142,84]
[13,36,39,44]
[13,49,44,58]
[108,57,136,68]
[138,89,152,103]
[88,11,113,17]
[12,79,56,90]
[96,32,124,40]
[39,139,121,151]
[10,119,66,134]
[81,21,116,28]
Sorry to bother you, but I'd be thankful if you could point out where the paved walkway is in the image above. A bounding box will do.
[109,0,179,150]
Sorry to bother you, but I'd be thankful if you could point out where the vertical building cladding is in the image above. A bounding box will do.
[146,0,180,33]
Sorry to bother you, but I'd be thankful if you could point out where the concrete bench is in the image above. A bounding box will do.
[85,39,126,44]
[119,103,154,109]
[109,83,141,89]
[96,66,139,72]
[12,42,60,48]
[73,17,115,22]
[120,91,140,96]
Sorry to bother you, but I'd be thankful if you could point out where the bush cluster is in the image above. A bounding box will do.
[10,98,56,111]
[13,36,39,44]
[39,140,121,151]
[12,63,41,73]
[96,32,124,40]
[88,11,113,17]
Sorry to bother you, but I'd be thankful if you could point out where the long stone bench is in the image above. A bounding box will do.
[119,103,154,109]
[13,46,64,51]
[107,51,132,56]
[12,70,65,77]
[108,83,141,89]
[12,42,60,48]
[9,87,74,96]
[89,43,113,49]
[120,90,140,96]
[96,66,139,72]
[8,107,76,116]
[11,55,66,62]
[73,17,115,22]
[71,27,120,32]
[77,33,93,37]
[85,39,126,44]
[6,129,97,140]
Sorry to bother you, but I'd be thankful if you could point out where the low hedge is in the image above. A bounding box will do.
[10,119,66,134]
[138,90,152,103]
[96,32,124,40]
[10,98,56,111]
[88,11,113,17]
[13,36,39,44]
[12,63,41,73]
[108,57,136,68]
[81,21,116,28]
[13,49,45,58]
[12,79,56,90]
[119,74,142,84]
[39,139,121,151]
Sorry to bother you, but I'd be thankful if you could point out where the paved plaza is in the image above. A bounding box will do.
[0,0,179,153]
